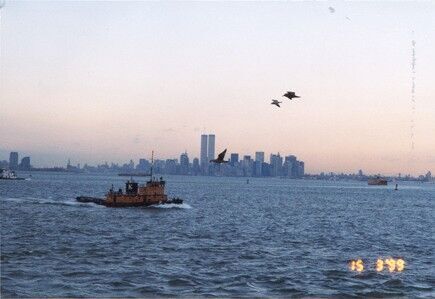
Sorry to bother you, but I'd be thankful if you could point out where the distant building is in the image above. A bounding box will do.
[270,153,283,177]
[208,134,215,161]
[200,134,208,174]
[180,152,189,175]
[9,152,18,170]
[255,152,264,163]
[283,155,297,177]
[242,155,253,177]
[208,134,216,175]
[261,162,271,177]
[19,157,31,170]
[255,151,264,176]
[299,161,305,177]
[283,155,305,178]
[192,158,200,175]
[165,159,177,175]
[137,159,150,172]
[230,153,239,165]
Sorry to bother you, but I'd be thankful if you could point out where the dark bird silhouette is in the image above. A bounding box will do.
[283,91,300,100]
[210,149,229,164]
[271,99,282,107]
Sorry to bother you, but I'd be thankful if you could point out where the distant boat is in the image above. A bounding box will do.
[0,169,25,180]
[118,172,151,177]
[368,177,388,186]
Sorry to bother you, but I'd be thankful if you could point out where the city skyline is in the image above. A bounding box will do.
[0,137,431,178]
[1,2,435,175]
[2,147,433,182]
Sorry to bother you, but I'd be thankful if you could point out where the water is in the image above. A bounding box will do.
[1,172,434,298]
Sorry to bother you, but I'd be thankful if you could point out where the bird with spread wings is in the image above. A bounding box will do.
[271,99,282,107]
[283,91,300,100]
[210,149,229,164]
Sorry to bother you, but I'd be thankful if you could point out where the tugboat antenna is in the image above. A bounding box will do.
[150,150,154,181]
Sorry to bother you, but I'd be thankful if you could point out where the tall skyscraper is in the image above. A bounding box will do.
[208,134,215,161]
[270,153,283,177]
[255,152,264,176]
[9,152,18,170]
[230,153,239,165]
[19,157,31,171]
[200,134,208,174]
[255,152,265,163]
[137,159,150,171]
[180,152,189,175]
[192,158,200,175]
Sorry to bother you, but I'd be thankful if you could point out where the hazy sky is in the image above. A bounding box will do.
[1,1,434,175]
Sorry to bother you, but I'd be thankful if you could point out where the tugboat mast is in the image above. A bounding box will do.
[150,150,154,181]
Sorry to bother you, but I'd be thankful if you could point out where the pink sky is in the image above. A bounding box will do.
[1,2,434,175]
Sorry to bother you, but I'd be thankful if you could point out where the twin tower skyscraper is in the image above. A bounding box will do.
[200,134,215,174]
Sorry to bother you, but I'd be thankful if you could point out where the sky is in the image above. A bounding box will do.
[1,1,434,175]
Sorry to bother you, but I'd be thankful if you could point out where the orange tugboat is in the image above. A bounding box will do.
[76,152,183,207]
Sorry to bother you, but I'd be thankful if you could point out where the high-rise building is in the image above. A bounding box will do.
[9,152,18,170]
[298,161,305,177]
[137,159,150,172]
[230,153,239,165]
[200,134,208,174]
[255,152,265,163]
[19,157,31,171]
[284,155,297,177]
[270,153,283,177]
[180,152,189,175]
[242,155,253,177]
[207,134,216,176]
[165,159,177,175]
[255,151,265,177]
[208,134,215,161]
[192,158,200,175]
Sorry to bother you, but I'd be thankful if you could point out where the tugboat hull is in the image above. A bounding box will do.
[75,196,183,207]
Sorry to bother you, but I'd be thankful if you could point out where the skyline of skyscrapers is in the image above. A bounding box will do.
[2,152,32,171]
[1,135,305,178]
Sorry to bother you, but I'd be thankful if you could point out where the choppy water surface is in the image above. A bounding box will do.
[1,172,434,297]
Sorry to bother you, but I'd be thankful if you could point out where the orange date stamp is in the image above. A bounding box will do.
[349,258,405,273]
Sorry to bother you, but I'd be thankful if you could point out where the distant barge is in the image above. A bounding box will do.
[118,172,150,177]
[77,178,182,207]
[368,177,388,186]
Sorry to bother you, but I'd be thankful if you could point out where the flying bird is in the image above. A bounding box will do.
[210,149,229,164]
[271,99,282,107]
[328,6,335,13]
[283,91,300,100]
